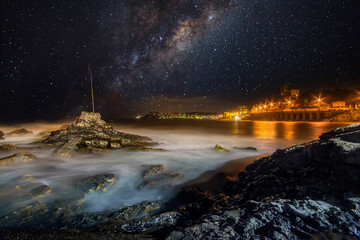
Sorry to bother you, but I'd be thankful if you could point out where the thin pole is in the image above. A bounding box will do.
[88,62,95,113]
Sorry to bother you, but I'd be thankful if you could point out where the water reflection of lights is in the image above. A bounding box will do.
[232,120,239,134]
[253,121,277,139]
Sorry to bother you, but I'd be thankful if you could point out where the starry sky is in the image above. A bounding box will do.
[1,0,360,121]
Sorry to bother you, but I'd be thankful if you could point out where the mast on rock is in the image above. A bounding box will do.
[88,62,95,113]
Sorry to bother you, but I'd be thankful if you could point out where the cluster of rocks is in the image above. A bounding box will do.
[42,112,160,157]
[0,164,185,237]
[164,123,360,239]
[1,120,359,239]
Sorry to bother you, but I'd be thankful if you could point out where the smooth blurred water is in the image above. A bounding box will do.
[0,120,351,214]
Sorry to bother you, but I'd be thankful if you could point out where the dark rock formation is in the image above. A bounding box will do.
[233,146,257,151]
[0,152,36,166]
[0,130,4,140]
[76,173,116,193]
[28,185,51,199]
[138,165,184,189]
[8,128,33,135]
[43,111,158,157]
[165,123,360,239]
[214,144,230,152]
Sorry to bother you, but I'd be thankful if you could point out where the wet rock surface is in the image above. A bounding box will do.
[8,128,33,135]
[76,173,116,193]
[0,152,36,166]
[214,144,230,152]
[28,185,52,199]
[0,144,19,151]
[138,164,184,189]
[233,146,257,151]
[43,111,158,157]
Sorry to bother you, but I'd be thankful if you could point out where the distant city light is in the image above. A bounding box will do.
[234,115,240,120]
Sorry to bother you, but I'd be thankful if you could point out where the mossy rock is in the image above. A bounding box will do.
[214,144,231,152]
[8,128,33,135]
[138,165,184,189]
[0,144,18,151]
[0,152,36,166]
[76,173,116,193]
[112,201,161,221]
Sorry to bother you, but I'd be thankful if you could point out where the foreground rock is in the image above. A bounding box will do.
[0,153,36,166]
[8,128,33,135]
[43,111,158,157]
[76,173,116,193]
[138,165,184,189]
[165,123,360,239]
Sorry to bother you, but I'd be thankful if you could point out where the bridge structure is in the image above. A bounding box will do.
[249,109,348,121]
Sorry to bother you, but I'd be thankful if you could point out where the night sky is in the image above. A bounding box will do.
[1,0,360,121]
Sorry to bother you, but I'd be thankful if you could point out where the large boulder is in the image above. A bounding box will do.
[43,112,157,157]
[8,128,33,135]
[75,173,116,193]
[0,152,36,166]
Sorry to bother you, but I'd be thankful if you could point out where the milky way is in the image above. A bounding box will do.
[1,0,359,120]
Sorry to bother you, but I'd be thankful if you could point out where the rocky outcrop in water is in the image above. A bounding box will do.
[138,165,184,189]
[0,130,4,140]
[8,128,33,135]
[43,111,158,157]
[0,153,36,166]
[76,173,116,193]
[165,123,360,239]
[0,144,19,151]
[214,144,230,152]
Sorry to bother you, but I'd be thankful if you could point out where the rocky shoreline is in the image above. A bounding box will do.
[0,121,359,239]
